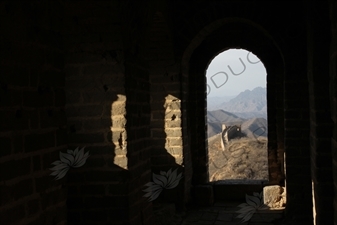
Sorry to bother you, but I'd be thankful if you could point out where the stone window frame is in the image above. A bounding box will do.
[181,18,285,188]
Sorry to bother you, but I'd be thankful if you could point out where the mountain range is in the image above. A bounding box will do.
[207,87,268,138]
[207,87,267,119]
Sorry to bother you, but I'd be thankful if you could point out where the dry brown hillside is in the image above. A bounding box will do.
[208,134,268,182]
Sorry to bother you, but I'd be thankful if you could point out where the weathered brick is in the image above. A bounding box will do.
[0,89,22,107]
[85,170,129,183]
[164,120,181,128]
[151,156,169,166]
[82,64,120,77]
[166,138,182,146]
[82,90,117,104]
[114,156,127,169]
[152,111,165,120]
[164,110,181,120]
[111,116,127,128]
[66,105,104,117]
[81,184,105,196]
[35,175,58,193]
[151,129,166,138]
[40,109,66,128]
[0,204,25,224]
[67,210,83,224]
[81,209,107,222]
[43,149,63,170]
[83,118,111,130]
[55,88,66,106]
[12,179,34,200]
[0,183,12,206]
[111,101,126,115]
[67,133,105,143]
[24,131,55,152]
[66,119,83,133]
[1,66,30,87]
[0,110,29,131]
[0,157,31,181]
[65,53,104,64]
[0,136,11,157]
[29,109,39,129]
[107,182,129,196]
[83,145,115,156]
[41,188,67,209]
[165,146,183,155]
[56,129,68,146]
[65,66,80,78]
[13,135,24,153]
[84,196,129,209]
[22,90,54,107]
[39,70,65,87]
[165,128,182,137]
[33,155,41,171]
[312,167,333,183]
[109,208,130,221]
[65,90,81,104]
[84,156,106,169]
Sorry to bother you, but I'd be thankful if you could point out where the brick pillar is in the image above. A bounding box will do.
[63,1,154,224]
[0,1,67,224]
[307,1,334,225]
[267,64,285,186]
[124,61,154,224]
[147,9,189,211]
[283,51,313,225]
[328,1,337,224]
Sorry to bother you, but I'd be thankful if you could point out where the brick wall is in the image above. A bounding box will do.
[63,1,155,224]
[174,1,291,189]
[1,1,336,225]
[63,1,129,223]
[307,2,334,225]
[283,23,313,225]
[124,57,153,225]
[175,2,313,224]
[0,1,67,224]
[147,8,188,210]
[266,60,285,186]
[329,0,337,224]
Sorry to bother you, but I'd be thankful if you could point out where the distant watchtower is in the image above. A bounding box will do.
[221,124,242,150]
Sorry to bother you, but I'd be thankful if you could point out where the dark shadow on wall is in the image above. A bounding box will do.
[64,90,185,224]
[64,94,134,224]
[148,93,186,212]
[64,94,155,224]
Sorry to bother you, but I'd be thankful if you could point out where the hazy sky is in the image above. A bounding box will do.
[206,49,267,97]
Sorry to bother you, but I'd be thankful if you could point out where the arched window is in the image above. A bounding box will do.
[206,48,268,184]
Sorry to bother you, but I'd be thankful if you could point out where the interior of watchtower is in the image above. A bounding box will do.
[0,1,336,225]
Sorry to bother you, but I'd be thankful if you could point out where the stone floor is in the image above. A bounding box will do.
[160,201,285,225]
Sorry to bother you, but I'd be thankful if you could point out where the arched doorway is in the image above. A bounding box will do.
[206,48,268,184]
[182,18,285,200]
